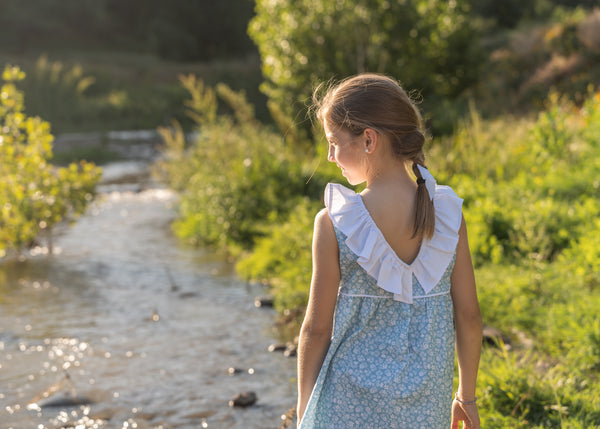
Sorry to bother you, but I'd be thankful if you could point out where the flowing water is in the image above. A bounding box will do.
[0,162,297,429]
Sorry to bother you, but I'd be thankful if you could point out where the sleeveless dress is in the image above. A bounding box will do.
[299,181,464,429]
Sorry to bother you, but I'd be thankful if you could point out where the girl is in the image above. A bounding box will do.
[297,74,482,428]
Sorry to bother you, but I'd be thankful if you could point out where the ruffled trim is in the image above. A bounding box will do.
[324,182,463,304]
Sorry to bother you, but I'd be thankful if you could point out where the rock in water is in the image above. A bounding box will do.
[227,367,244,376]
[33,392,93,409]
[254,296,274,308]
[283,344,297,358]
[229,391,257,407]
[268,343,287,353]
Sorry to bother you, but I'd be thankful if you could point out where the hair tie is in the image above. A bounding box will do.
[415,165,436,201]
[416,177,426,185]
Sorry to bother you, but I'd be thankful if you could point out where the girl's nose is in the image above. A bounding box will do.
[327,146,335,162]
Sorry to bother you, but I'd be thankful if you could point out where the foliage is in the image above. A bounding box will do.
[435,90,600,427]
[248,0,484,136]
[467,0,599,30]
[156,76,328,252]
[14,55,98,133]
[236,197,319,311]
[477,346,600,428]
[471,8,600,119]
[0,66,101,258]
[1,52,266,134]
[11,54,191,134]
[467,0,540,28]
[50,144,121,166]
[430,91,600,266]
[0,0,108,52]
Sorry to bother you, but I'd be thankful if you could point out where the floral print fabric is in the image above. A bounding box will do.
[299,183,462,429]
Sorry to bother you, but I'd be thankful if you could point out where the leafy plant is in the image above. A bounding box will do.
[156,76,324,252]
[248,0,483,137]
[236,197,319,311]
[0,66,102,258]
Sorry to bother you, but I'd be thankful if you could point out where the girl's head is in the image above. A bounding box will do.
[314,73,435,238]
[315,73,425,165]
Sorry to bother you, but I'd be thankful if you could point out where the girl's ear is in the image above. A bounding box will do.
[363,128,378,153]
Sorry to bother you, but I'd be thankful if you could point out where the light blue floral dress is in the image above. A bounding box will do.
[299,180,463,429]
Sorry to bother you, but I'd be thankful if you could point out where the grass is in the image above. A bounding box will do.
[0,49,267,134]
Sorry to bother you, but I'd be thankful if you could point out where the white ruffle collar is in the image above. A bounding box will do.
[324,182,463,304]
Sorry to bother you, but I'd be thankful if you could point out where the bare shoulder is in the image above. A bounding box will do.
[313,208,335,238]
[314,207,331,224]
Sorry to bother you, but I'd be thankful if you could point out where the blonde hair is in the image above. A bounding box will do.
[314,73,435,239]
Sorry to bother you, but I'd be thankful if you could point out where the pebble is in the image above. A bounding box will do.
[268,342,298,357]
[34,393,93,409]
[283,344,297,358]
[268,343,287,353]
[254,296,274,308]
[227,367,243,376]
[229,391,257,407]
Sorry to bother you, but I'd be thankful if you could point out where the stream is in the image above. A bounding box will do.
[0,161,297,429]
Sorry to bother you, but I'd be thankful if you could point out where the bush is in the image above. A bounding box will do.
[156,75,326,252]
[0,66,101,258]
[236,197,320,311]
[248,0,483,137]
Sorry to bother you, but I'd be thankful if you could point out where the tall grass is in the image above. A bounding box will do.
[2,52,266,134]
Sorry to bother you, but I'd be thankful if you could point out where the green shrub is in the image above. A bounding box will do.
[559,213,600,289]
[0,66,101,257]
[236,197,320,311]
[156,75,323,252]
[249,0,483,137]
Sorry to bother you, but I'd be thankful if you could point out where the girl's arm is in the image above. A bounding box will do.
[296,209,340,424]
[450,215,482,429]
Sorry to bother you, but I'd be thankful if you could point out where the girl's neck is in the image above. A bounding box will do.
[364,159,414,191]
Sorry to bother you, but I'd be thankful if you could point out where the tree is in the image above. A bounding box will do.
[0,66,102,258]
[249,0,483,134]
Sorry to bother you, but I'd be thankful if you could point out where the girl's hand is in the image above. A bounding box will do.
[451,398,480,429]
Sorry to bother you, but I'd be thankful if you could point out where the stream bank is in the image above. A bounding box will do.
[0,157,297,428]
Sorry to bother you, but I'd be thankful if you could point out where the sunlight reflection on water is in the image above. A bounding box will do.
[0,162,297,428]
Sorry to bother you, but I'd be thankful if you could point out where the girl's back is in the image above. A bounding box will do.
[360,179,422,266]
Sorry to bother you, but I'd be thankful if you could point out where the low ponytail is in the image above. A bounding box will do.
[412,162,435,240]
